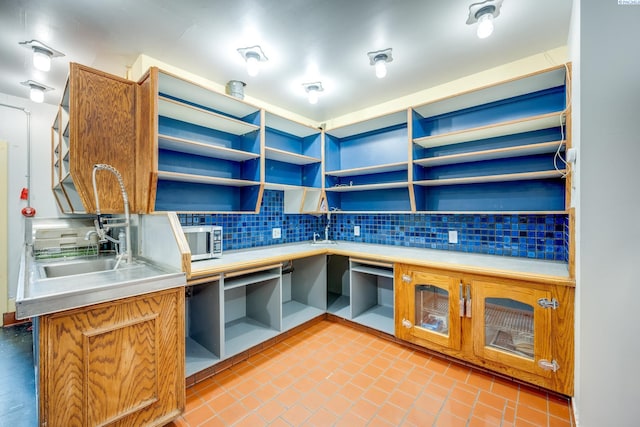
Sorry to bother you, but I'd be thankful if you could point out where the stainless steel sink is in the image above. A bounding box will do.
[38,257,140,279]
[310,240,337,245]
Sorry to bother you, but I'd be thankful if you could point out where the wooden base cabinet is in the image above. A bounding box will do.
[38,288,185,427]
[395,264,574,395]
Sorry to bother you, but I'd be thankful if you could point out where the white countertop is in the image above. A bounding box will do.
[190,241,572,285]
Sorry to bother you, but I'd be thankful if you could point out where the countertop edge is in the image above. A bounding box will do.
[189,242,574,287]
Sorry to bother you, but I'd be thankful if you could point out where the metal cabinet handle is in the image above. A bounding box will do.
[459,282,465,317]
[402,318,412,329]
[465,284,472,318]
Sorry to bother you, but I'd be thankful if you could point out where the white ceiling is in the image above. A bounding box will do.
[0,0,573,122]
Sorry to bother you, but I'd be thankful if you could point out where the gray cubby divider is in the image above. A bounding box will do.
[327,255,351,318]
[350,259,395,335]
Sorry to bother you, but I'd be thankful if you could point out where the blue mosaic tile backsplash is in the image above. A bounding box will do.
[178,190,569,261]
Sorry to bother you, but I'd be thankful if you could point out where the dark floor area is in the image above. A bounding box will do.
[0,323,37,427]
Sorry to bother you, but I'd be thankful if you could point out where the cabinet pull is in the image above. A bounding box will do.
[538,359,560,372]
[401,318,412,329]
[465,285,472,318]
[402,274,411,283]
[537,298,560,309]
[459,282,465,317]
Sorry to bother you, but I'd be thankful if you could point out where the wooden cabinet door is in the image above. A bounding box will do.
[396,267,462,350]
[472,280,553,377]
[39,288,185,427]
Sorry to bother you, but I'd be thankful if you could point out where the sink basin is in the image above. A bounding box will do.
[310,240,337,245]
[38,257,139,279]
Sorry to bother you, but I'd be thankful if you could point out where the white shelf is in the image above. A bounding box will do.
[413,170,566,187]
[223,271,281,290]
[327,293,350,318]
[224,317,279,358]
[265,147,321,165]
[351,265,394,279]
[413,66,566,118]
[413,112,565,149]
[325,161,408,177]
[265,112,319,138]
[325,181,409,192]
[185,336,219,377]
[282,301,324,332]
[414,140,565,167]
[158,70,260,119]
[157,171,260,187]
[352,305,394,335]
[158,134,259,162]
[158,96,259,136]
[327,110,408,139]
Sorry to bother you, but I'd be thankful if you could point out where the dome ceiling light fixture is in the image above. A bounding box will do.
[466,0,503,39]
[20,80,54,103]
[302,82,324,105]
[367,48,393,79]
[19,40,65,72]
[237,45,268,77]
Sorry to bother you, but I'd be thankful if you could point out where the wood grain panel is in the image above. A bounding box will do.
[136,67,158,213]
[84,314,159,426]
[39,288,185,426]
[68,63,138,213]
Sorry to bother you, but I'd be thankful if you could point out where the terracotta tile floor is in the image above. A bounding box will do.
[168,320,574,427]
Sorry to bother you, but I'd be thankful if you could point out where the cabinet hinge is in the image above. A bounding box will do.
[402,274,411,283]
[537,298,559,309]
[537,359,560,372]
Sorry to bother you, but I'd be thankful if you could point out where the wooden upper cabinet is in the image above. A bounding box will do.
[61,63,140,213]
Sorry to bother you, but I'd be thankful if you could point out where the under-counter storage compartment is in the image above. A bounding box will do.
[327,255,350,318]
[350,259,395,335]
[185,279,220,377]
[281,256,327,331]
[222,265,281,358]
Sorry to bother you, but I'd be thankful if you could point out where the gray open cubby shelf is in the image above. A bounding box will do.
[185,280,221,377]
[222,266,282,358]
[282,256,327,332]
[350,260,395,335]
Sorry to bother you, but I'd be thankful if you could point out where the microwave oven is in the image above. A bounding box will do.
[182,225,223,261]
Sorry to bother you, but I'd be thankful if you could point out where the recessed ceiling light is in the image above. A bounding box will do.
[302,82,324,105]
[367,48,393,79]
[466,0,503,39]
[237,45,268,77]
[20,80,54,103]
[18,40,65,72]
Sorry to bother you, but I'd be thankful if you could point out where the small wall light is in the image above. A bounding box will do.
[302,82,324,105]
[237,45,268,77]
[466,0,503,39]
[367,48,393,79]
[20,80,54,103]
[19,40,65,72]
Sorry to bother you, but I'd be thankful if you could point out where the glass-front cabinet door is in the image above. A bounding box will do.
[472,280,553,377]
[397,270,462,350]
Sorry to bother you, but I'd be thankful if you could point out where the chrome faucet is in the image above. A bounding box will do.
[313,232,320,243]
[324,207,339,242]
[91,164,132,264]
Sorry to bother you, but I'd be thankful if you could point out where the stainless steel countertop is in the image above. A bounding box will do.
[16,248,186,319]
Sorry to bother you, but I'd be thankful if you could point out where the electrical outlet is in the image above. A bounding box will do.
[448,230,458,244]
[354,225,360,237]
[272,227,281,239]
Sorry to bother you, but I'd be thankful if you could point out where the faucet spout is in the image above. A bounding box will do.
[92,164,132,264]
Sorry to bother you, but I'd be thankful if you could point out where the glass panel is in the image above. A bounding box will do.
[415,285,449,336]
[485,297,534,359]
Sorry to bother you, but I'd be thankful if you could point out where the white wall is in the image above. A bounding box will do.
[576,1,640,426]
[0,93,59,306]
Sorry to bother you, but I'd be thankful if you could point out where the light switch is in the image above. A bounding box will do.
[354,225,360,236]
[448,230,458,244]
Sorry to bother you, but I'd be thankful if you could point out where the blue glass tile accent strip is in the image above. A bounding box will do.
[178,190,568,261]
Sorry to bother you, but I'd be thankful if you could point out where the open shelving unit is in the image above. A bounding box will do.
[148,68,263,212]
[221,266,281,358]
[325,110,411,212]
[350,259,395,335]
[411,65,570,213]
[264,112,323,213]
